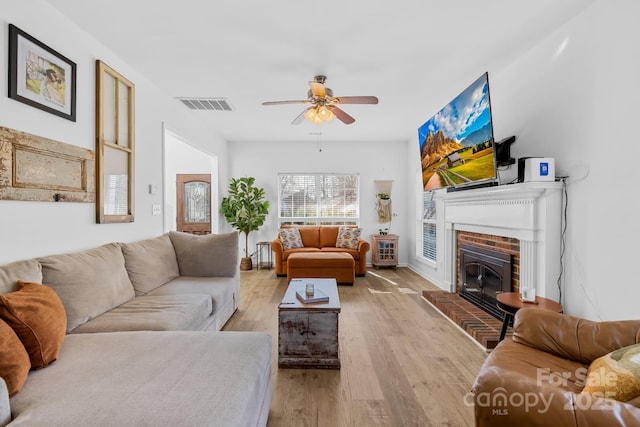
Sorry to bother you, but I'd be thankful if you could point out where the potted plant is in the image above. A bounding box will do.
[221,177,270,270]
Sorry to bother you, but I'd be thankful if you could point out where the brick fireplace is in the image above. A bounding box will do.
[440,182,563,302]
[457,231,520,319]
[421,182,563,348]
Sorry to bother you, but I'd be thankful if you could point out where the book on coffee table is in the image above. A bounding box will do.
[296,288,329,304]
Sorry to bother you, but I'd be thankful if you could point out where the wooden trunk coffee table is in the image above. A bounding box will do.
[496,292,563,342]
[278,278,341,369]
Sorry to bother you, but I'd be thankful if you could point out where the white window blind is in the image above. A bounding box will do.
[104,174,128,215]
[278,173,359,225]
[422,191,437,261]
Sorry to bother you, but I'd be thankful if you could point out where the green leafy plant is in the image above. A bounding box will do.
[220,177,270,264]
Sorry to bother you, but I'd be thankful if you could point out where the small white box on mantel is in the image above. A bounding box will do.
[524,157,555,182]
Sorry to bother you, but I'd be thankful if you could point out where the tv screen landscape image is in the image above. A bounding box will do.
[418,72,496,190]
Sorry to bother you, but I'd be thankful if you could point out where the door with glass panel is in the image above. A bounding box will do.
[176,174,211,234]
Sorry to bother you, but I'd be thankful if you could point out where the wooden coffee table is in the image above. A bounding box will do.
[278,278,341,369]
[497,292,563,342]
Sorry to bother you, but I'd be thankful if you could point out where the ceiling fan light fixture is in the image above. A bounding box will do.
[304,105,334,124]
[318,105,335,122]
[304,107,322,124]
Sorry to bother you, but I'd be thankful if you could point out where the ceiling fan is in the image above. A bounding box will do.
[262,75,378,125]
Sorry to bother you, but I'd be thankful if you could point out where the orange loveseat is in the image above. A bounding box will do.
[271,226,370,277]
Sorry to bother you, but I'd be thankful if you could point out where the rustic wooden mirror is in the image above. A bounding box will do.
[95,60,135,223]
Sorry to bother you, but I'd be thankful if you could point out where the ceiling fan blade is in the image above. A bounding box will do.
[328,105,355,125]
[333,96,379,105]
[309,81,326,98]
[291,107,313,125]
[262,100,309,106]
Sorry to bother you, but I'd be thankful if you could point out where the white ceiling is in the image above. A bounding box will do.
[44,0,593,144]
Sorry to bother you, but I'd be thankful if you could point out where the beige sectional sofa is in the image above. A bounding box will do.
[0,231,272,427]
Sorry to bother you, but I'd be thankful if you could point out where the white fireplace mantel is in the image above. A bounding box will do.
[436,182,564,301]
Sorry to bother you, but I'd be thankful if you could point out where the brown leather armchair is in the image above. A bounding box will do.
[472,308,640,427]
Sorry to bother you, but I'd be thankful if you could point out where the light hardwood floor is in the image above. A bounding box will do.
[223,267,487,427]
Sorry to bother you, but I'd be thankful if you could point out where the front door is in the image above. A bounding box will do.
[176,174,211,234]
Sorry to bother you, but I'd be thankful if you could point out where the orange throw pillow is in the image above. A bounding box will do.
[0,280,66,369]
[0,318,30,396]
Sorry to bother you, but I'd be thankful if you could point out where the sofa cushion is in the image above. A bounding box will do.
[0,259,42,294]
[8,331,272,427]
[282,247,321,260]
[0,318,30,397]
[0,281,66,369]
[148,276,235,313]
[319,226,340,247]
[38,243,135,332]
[297,226,320,247]
[70,294,213,333]
[320,247,360,259]
[169,231,238,277]
[279,228,303,251]
[121,234,180,295]
[336,226,362,249]
[581,343,640,403]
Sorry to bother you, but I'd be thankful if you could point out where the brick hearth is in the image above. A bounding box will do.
[422,290,511,350]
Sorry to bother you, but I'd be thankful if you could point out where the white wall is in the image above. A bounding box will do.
[408,0,640,321]
[227,139,408,265]
[0,1,229,264]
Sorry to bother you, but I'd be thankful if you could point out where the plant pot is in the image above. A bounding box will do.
[240,257,253,271]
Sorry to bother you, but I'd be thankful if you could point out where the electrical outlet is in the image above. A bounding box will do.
[152,204,161,215]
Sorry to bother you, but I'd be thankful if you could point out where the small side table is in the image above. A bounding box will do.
[371,234,399,269]
[255,241,272,270]
[496,292,563,342]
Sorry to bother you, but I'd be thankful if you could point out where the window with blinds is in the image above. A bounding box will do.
[278,173,359,225]
[422,190,437,261]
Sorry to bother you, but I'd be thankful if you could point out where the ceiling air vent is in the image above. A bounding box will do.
[178,98,233,111]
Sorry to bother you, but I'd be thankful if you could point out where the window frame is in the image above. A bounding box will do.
[277,173,360,226]
[421,190,437,262]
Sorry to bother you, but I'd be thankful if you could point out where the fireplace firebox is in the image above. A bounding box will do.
[459,244,512,319]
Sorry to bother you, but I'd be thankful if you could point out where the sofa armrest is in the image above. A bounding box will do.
[357,239,370,255]
[0,378,10,427]
[512,308,640,364]
[271,238,283,254]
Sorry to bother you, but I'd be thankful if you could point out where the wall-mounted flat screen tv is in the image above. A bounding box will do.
[418,72,496,191]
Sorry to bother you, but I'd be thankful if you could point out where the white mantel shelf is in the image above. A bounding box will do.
[436,181,564,302]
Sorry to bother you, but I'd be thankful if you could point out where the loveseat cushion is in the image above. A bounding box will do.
[8,331,273,427]
[319,226,340,248]
[320,247,360,259]
[69,294,212,333]
[121,234,180,295]
[0,281,66,369]
[297,227,320,247]
[282,247,321,260]
[0,259,42,294]
[169,231,238,277]
[279,228,303,250]
[336,226,362,249]
[38,243,135,332]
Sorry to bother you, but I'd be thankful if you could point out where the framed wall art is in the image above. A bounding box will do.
[95,60,135,223]
[8,24,77,121]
